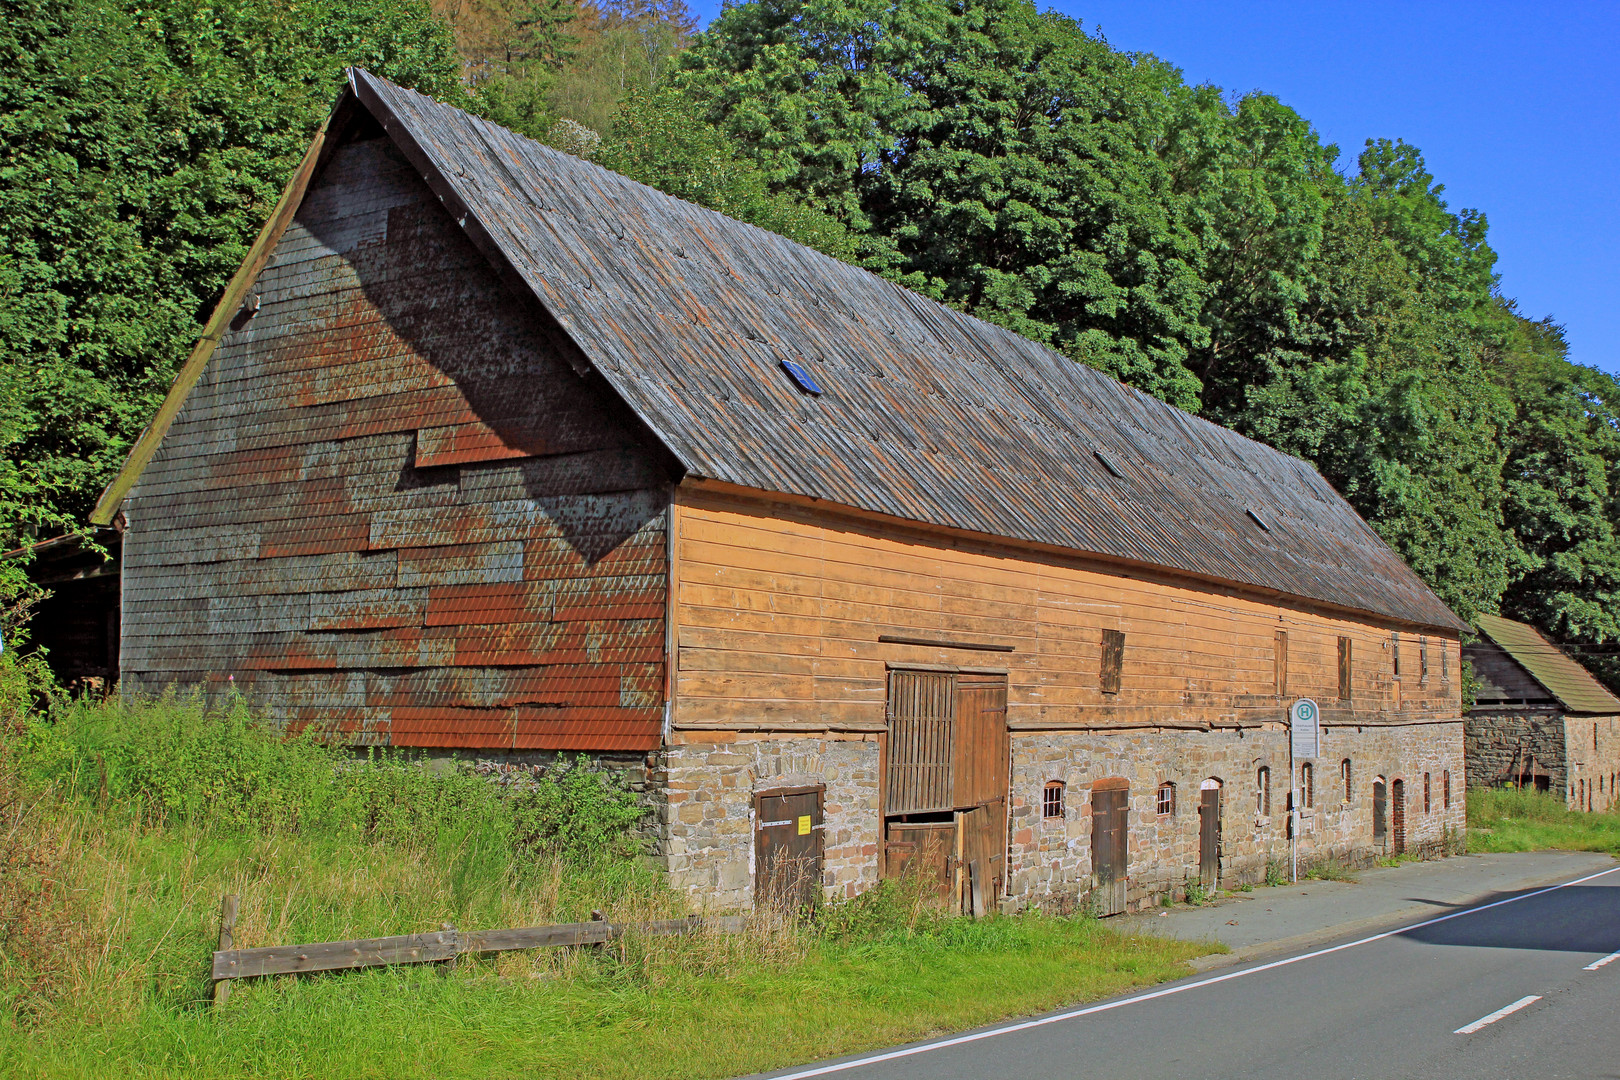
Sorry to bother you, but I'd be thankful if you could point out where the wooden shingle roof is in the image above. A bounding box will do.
[94,70,1469,634]
[1474,614,1620,715]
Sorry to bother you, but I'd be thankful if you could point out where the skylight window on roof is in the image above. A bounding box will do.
[1247,508,1272,532]
[780,359,823,396]
[1093,450,1124,479]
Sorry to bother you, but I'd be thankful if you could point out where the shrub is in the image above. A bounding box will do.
[21,695,646,867]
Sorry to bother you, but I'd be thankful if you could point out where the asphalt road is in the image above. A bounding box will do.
[755,863,1620,1080]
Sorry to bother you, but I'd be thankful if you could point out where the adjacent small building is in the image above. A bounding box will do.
[1465,613,1620,811]
[8,530,122,693]
[89,70,1470,914]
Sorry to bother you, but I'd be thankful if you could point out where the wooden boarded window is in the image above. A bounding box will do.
[1337,637,1353,700]
[1100,630,1125,695]
[1300,762,1314,810]
[885,671,955,814]
[1274,631,1288,696]
[1443,770,1451,808]
[1341,759,1353,802]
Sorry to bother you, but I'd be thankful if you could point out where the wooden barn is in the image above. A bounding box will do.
[93,71,1469,913]
[1465,613,1620,811]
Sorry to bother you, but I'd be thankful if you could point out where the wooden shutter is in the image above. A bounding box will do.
[1100,630,1125,695]
[885,671,956,814]
[1337,637,1353,700]
[1274,630,1288,696]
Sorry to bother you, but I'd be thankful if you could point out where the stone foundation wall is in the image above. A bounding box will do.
[652,722,1464,914]
[1007,721,1466,913]
[655,733,881,911]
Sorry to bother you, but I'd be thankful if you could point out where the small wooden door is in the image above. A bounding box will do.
[1198,785,1221,885]
[1372,778,1387,850]
[1391,779,1407,855]
[1091,783,1129,915]
[756,787,824,912]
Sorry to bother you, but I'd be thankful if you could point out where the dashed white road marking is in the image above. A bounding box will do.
[1583,949,1620,971]
[757,864,1620,1080]
[1454,995,1541,1035]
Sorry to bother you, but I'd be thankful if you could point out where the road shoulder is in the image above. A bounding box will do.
[1116,850,1619,971]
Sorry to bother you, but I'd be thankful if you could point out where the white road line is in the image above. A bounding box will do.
[761,863,1620,1080]
[1454,995,1541,1034]
[1583,949,1620,971]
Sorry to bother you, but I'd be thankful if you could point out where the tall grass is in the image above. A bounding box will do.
[0,674,1217,1079]
[0,688,662,1026]
[1468,786,1620,854]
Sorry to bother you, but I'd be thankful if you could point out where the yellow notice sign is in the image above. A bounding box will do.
[797,815,812,835]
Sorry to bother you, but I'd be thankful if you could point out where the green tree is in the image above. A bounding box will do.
[0,0,466,540]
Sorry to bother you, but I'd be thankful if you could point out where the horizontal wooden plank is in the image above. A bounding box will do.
[213,915,751,981]
[213,931,459,979]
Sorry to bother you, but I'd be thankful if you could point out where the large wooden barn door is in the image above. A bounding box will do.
[883,670,1009,914]
[1091,781,1129,915]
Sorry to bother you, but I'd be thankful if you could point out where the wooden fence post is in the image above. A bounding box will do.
[212,894,239,1008]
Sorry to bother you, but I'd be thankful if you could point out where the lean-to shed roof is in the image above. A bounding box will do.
[95,70,1467,633]
[1474,614,1620,714]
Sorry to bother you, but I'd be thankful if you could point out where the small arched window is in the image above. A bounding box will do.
[1043,780,1066,820]
[1257,766,1271,817]
[1156,781,1176,816]
[1300,762,1314,810]
[1341,759,1353,803]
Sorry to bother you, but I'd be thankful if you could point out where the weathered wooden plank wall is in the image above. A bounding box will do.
[671,487,1462,734]
[119,133,668,751]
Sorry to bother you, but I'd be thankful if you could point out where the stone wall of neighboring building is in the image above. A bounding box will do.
[1464,710,1566,792]
[655,722,1464,914]
[1562,715,1620,812]
[1463,711,1620,811]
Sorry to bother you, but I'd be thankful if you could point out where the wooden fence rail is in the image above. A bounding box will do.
[209,903,748,997]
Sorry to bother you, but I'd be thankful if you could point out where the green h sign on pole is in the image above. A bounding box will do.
[1288,698,1320,883]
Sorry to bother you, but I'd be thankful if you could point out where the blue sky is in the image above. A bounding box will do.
[685,1,1620,375]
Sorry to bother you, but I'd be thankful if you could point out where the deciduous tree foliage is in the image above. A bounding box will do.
[0,0,466,539]
[7,0,1620,683]
[669,0,1620,672]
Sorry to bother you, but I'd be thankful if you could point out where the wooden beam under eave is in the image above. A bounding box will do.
[88,97,349,526]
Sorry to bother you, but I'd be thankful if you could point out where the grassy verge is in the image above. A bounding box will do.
[1468,786,1620,855]
[0,689,1214,1079]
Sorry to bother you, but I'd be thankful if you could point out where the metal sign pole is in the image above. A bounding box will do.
[1290,740,1298,884]
[1287,698,1320,887]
